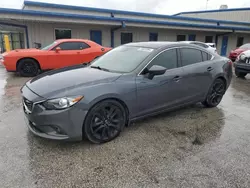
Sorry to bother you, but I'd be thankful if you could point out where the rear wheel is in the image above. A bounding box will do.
[202,78,226,108]
[235,69,247,78]
[17,59,39,77]
[83,100,127,144]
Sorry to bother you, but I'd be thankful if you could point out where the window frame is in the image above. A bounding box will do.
[52,41,90,51]
[138,47,181,75]
[149,32,158,41]
[179,47,214,67]
[54,28,72,40]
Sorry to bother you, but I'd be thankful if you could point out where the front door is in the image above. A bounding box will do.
[136,48,185,117]
[47,42,84,69]
[221,36,228,56]
[90,30,102,45]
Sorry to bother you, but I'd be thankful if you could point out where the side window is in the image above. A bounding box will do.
[79,42,90,50]
[180,48,203,66]
[177,35,186,41]
[202,51,213,61]
[148,49,178,70]
[54,42,89,50]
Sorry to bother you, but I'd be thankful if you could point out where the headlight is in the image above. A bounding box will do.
[42,96,83,110]
[240,54,246,61]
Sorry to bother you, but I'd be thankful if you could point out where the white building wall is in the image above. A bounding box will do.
[177,10,250,23]
[25,22,111,48]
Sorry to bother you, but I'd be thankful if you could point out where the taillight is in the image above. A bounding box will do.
[228,60,233,66]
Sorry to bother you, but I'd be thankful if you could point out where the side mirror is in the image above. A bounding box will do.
[55,47,61,53]
[145,65,167,79]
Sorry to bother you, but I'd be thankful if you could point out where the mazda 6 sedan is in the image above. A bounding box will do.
[21,42,232,144]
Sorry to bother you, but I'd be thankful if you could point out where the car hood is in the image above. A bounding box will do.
[3,48,41,56]
[241,50,250,57]
[25,65,121,99]
[231,48,246,54]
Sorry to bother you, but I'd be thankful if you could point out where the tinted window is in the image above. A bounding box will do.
[54,42,89,50]
[202,51,212,61]
[149,33,158,41]
[91,46,154,73]
[205,36,213,43]
[237,37,244,47]
[55,29,71,40]
[121,33,133,44]
[148,49,177,70]
[177,35,186,41]
[181,48,202,66]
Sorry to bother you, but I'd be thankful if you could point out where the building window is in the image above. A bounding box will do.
[205,36,213,43]
[177,35,186,41]
[237,37,244,47]
[121,33,133,45]
[55,29,71,40]
[149,33,158,41]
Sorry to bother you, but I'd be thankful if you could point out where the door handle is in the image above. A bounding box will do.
[207,67,213,72]
[173,76,181,82]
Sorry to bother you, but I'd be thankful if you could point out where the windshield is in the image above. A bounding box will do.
[41,41,57,50]
[239,44,250,49]
[90,45,154,73]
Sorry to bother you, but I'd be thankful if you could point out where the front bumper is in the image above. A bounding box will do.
[234,60,250,73]
[21,85,87,141]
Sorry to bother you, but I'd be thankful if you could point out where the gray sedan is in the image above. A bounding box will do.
[21,42,232,144]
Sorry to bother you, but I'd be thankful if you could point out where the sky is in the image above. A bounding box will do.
[0,0,250,15]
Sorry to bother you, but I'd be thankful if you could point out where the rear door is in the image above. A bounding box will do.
[179,47,214,102]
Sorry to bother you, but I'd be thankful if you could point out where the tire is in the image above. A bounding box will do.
[17,59,39,77]
[202,78,226,108]
[235,69,247,78]
[83,100,127,144]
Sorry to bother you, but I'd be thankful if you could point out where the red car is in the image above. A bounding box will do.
[1,39,111,77]
[229,43,250,61]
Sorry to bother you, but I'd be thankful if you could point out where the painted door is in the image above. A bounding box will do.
[188,34,196,41]
[221,36,228,56]
[90,30,102,45]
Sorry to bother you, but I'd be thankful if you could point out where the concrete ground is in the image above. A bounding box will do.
[1,66,250,188]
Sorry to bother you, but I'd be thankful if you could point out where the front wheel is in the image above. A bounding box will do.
[17,59,39,77]
[83,100,127,144]
[235,69,247,78]
[202,79,226,108]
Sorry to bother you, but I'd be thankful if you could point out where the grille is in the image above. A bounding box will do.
[245,58,250,64]
[23,97,33,112]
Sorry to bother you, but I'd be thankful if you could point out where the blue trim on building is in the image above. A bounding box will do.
[1,8,250,32]
[173,7,250,16]
[22,1,250,26]
[0,22,29,48]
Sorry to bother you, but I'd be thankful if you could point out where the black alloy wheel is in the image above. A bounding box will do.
[202,79,226,108]
[84,100,127,144]
[17,59,39,77]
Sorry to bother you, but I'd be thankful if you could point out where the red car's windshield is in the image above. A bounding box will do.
[41,41,57,50]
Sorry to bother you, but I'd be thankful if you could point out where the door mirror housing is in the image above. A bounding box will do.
[145,65,167,79]
[55,47,61,53]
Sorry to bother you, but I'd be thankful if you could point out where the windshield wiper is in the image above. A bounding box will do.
[90,66,110,72]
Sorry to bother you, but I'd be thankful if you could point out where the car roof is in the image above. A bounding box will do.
[125,42,180,49]
[55,39,91,43]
